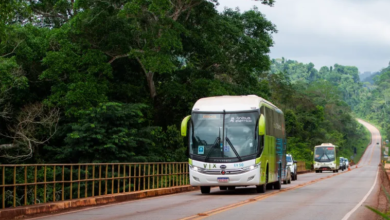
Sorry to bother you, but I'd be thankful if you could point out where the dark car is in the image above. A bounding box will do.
[339,157,346,171]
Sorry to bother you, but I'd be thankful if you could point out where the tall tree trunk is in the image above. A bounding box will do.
[146,71,157,99]
[135,56,157,99]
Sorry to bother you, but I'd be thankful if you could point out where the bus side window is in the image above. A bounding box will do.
[266,107,276,137]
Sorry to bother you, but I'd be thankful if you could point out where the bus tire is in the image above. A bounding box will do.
[274,179,281,190]
[295,174,298,180]
[227,186,236,190]
[219,186,227,190]
[256,184,266,193]
[201,186,210,194]
[266,166,272,189]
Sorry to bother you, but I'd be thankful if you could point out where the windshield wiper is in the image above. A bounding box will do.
[205,137,221,162]
[324,152,331,161]
[315,153,325,162]
[226,137,242,161]
[316,152,331,162]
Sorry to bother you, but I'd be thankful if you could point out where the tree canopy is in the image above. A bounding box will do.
[0,0,370,166]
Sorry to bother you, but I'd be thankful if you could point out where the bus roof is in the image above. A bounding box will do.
[315,143,337,148]
[192,95,281,112]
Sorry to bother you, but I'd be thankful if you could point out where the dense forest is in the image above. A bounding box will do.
[270,59,369,163]
[355,63,390,140]
[0,0,371,166]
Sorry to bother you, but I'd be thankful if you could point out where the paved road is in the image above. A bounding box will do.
[30,119,381,220]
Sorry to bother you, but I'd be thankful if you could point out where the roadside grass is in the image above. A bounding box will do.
[337,121,371,165]
[351,123,371,164]
[366,165,390,219]
[366,185,390,220]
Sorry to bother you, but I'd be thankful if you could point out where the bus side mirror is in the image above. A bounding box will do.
[181,115,191,137]
[258,114,265,136]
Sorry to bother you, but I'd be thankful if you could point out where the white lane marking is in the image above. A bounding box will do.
[341,168,379,220]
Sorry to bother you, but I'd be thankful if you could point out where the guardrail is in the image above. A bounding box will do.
[0,163,189,209]
[0,160,307,210]
[297,161,306,172]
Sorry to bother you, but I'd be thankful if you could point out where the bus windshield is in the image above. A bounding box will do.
[314,146,335,162]
[190,112,258,161]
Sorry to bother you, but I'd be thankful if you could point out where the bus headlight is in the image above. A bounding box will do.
[244,163,260,171]
[189,165,203,172]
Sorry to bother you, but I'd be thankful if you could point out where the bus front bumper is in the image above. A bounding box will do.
[314,162,336,171]
[189,168,261,186]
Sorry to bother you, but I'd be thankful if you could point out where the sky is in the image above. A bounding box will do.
[217,0,390,73]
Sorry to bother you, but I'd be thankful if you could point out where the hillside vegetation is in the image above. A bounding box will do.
[355,64,390,141]
[0,1,370,166]
[270,59,370,164]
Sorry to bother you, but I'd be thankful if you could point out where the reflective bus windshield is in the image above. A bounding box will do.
[189,112,258,160]
[314,147,335,162]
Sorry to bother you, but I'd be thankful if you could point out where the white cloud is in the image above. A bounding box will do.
[217,0,390,72]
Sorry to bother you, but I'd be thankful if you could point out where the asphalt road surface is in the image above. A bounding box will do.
[30,119,381,220]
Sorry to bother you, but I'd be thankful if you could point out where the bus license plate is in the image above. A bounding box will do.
[322,168,328,170]
[218,177,230,183]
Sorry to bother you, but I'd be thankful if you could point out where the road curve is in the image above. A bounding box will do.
[28,119,381,220]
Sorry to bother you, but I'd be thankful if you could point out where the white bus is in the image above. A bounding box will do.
[313,143,340,173]
[181,95,290,194]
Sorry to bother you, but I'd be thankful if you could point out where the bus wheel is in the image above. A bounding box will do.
[295,174,298,180]
[201,186,210,194]
[227,186,236,190]
[256,184,266,193]
[219,186,227,190]
[274,178,281,190]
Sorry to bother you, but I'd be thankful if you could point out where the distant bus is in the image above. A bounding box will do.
[313,143,339,173]
[181,95,290,194]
